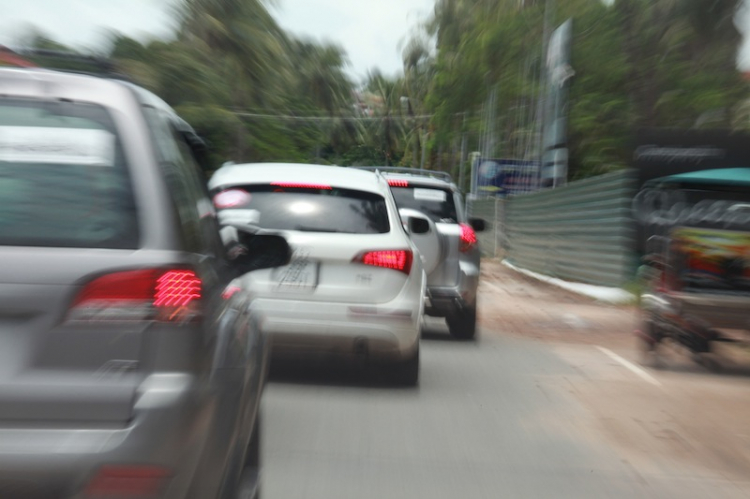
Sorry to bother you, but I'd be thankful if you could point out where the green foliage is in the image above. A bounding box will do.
[103,0,358,172]
[417,0,748,180]
[12,0,747,180]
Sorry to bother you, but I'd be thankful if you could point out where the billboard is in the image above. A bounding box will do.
[632,129,750,252]
[633,129,750,187]
[542,19,573,188]
[474,158,540,197]
[671,227,750,294]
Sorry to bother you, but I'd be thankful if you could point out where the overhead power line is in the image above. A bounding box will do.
[231,110,466,122]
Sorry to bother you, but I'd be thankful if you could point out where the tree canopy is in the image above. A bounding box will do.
[9,0,749,183]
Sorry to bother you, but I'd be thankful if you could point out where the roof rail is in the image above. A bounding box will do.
[354,166,454,183]
[13,49,133,82]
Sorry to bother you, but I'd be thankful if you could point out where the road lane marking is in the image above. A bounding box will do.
[596,346,662,387]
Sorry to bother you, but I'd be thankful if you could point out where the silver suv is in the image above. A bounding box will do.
[0,63,288,498]
[360,168,485,339]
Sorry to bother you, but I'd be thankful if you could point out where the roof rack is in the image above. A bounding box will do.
[355,166,454,183]
[11,49,133,82]
[0,45,36,67]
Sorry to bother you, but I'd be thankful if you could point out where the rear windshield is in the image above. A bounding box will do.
[213,184,390,234]
[390,186,457,223]
[0,99,138,248]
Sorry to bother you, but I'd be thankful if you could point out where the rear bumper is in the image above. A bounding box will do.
[425,260,479,317]
[253,298,421,361]
[0,374,228,499]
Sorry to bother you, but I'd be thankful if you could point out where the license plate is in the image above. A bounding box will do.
[274,255,318,292]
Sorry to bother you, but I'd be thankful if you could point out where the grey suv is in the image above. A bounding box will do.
[361,168,485,339]
[0,64,288,498]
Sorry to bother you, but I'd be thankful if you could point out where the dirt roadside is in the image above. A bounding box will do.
[477,258,639,349]
[477,259,750,488]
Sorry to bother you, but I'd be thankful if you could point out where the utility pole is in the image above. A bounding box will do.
[459,114,467,193]
[536,0,553,190]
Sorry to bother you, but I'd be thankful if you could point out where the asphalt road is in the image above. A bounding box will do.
[261,319,750,499]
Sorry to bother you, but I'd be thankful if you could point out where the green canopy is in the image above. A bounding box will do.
[648,168,750,188]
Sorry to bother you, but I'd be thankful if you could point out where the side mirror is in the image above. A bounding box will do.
[399,208,431,235]
[469,218,486,232]
[408,217,430,234]
[179,129,210,170]
[229,233,292,275]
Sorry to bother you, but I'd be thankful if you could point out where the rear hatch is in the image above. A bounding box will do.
[389,181,473,287]
[0,97,185,424]
[213,182,412,304]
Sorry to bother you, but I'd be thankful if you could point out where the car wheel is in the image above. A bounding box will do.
[447,305,477,340]
[392,346,419,386]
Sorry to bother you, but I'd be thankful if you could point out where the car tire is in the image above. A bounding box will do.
[447,305,477,340]
[392,346,419,386]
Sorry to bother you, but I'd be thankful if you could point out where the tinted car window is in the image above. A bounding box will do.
[214,185,389,234]
[390,186,458,223]
[0,99,138,248]
[143,106,204,252]
[172,131,225,256]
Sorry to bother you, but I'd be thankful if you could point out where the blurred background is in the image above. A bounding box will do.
[3,0,749,185]
[4,3,750,498]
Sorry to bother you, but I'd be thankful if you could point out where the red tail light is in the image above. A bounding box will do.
[459,223,477,252]
[68,269,202,323]
[85,465,169,498]
[357,250,413,274]
[154,270,202,307]
[222,285,242,300]
[387,179,409,187]
[270,181,332,190]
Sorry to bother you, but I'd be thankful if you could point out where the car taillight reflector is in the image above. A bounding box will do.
[72,269,156,307]
[270,181,332,190]
[222,285,242,300]
[387,179,409,187]
[358,250,413,274]
[459,223,477,252]
[213,189,251,208]
[85,465,169,498]
[68,269,202,323]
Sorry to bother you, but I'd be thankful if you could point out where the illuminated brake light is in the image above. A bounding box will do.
[68,269,202,323]
[85,465,169,498]
[270,181,332,190]
[358,250,413,274]
[154,270,202,307]
[459,223,477,252]
[387,179,409,187]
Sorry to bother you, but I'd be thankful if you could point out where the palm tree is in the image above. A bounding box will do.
[363,71,407,166]
[401,36,436,167]
[179,0,290,109]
